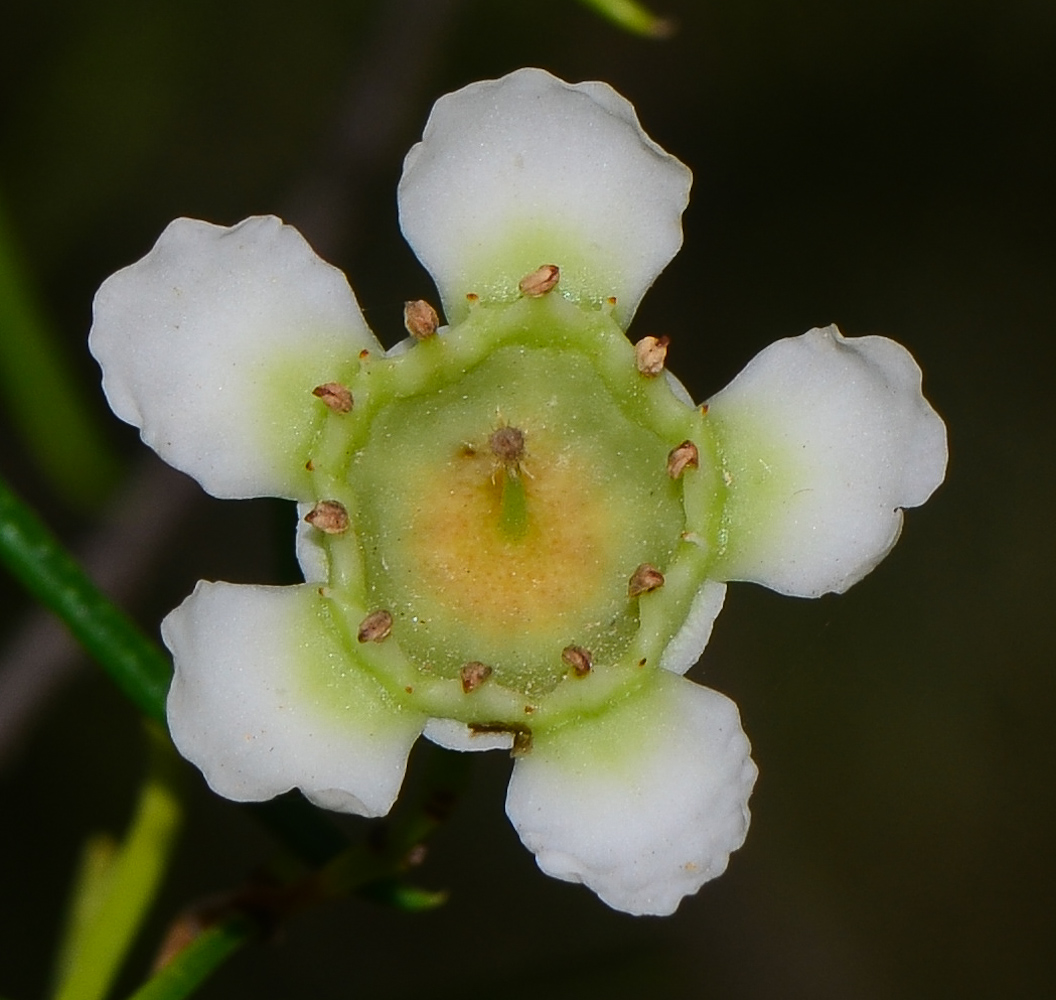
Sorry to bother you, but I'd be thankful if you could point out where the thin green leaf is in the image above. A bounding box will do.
[51,834,120,992]
[126,748,469,997]
[577,0,674,37]
[0,473,169,723]
[0,472,352,867]
[126,917,252,1000]
[0,198,122,509]
[360,879,448,911]
[52,727,183,1000]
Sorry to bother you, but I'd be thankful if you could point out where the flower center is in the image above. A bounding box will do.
[351,345,684,695]
[305,294,723,727]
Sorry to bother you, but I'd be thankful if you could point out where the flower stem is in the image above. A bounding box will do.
[126,916,252,1000]
[0,473,169,723]
[51,726,183,1000]
[0,471,352,867]
[576,0,673,37]
[129,747,471,999]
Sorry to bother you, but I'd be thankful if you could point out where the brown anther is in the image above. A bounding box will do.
[700,403,709,415]
[634,335,670,376]
[466,292,480,305]
[628,563,665,597]
[304,500,349,534]
[358,349,370,360]
[460,661,493,693]
[357,609,393,643]
[403,299,440,340]
[562,645,593,677]
[312,382,353,413]
[305,459,314,471]
[489,425,526,465]
[667,440,700,479]
[518,264,560,297]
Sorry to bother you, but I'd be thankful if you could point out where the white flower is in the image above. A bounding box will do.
[89,68,946,915]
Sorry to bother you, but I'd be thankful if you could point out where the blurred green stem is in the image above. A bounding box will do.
[0,198,122,508]
[127,917,252,1000]
[577,0,672,37]
[52,726,183,1000]
[128,746,471,1000]
[0,472,350,866]
[0,473,169,723]
[1,475,470,1000]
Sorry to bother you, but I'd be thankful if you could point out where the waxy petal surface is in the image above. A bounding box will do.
[707,325,947,597]
[506,672,756,915]
[90,216,379,500]
[164,581,423,817]
[398,68,691,329]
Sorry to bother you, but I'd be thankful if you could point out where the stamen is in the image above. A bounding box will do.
[304,500,349,534]
[562,645,593,677]
[404,299,440,340]
[312,382,353,413]
[628,563,665,596]
[667,440,700,479]
[634,335,670,376]
[460,661,493,693]
[519,264,560,297]
[357,609,393,643]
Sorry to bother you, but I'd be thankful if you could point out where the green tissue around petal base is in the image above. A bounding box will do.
[302,294,729,734]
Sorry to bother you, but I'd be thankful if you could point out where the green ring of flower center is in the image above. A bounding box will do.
[305,294,724,733]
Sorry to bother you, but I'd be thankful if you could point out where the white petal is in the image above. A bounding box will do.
[163,581,423,817]
[90,216,380,500]
[706,325,948,597]
[398,68,691,328]
[506,673,756,915]
[659,581,727,675]
[422,718,514,753]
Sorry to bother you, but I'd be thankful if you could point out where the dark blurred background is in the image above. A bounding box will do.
[2,0,1054,996]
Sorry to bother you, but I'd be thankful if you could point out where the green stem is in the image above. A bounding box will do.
[52,727,183,1000]
[576,0,673,37]
[51,834,119,991]
[0,197,122,509]
[0,473,169,723]
[0,471,352,865]
[320,744,472,897]
[129,748,470,999]
[126,917,252,1000]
